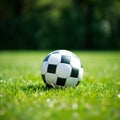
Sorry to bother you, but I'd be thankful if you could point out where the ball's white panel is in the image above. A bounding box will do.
[56,63,71,78]
[78,68,84,80]
[60,50,75,56]
[65,77,78,87]
[41,62,48,74]
[70,56,81,69]
[45,73,57,85]
[48,53,61,64]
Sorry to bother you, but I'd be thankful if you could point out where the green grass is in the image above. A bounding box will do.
[0,51,120,120]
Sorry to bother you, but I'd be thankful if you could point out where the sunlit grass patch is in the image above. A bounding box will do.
[0,51,120,120]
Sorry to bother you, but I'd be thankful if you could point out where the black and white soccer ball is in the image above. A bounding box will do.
[41,50,83,88]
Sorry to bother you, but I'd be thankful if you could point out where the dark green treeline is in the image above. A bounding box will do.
[0,0,120,50]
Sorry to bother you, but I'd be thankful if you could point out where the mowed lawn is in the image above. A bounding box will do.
[0,51,120,120]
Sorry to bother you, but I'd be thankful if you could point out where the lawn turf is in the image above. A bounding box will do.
[0,51,120,120]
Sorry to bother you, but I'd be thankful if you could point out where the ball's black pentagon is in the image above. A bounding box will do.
[71,68,79,78]
[41,74,46,83]
[61,55,71,64]
[47,64,57,73]
[43,54,51,61]
[56,77,66,86]
[46,83,54,88]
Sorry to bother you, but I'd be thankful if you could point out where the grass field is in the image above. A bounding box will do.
[0,51,120,120]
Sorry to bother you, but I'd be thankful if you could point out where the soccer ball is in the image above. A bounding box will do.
[41,50,83,88]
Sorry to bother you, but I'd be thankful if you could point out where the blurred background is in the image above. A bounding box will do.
[0,0,120,50]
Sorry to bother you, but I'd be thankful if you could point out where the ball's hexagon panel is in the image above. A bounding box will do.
[56,63,72,78]
[66,77,79,87]
[47,53,61,64]
[70,56,81,69]
[41,62,48,74]
[45,73,57,86]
